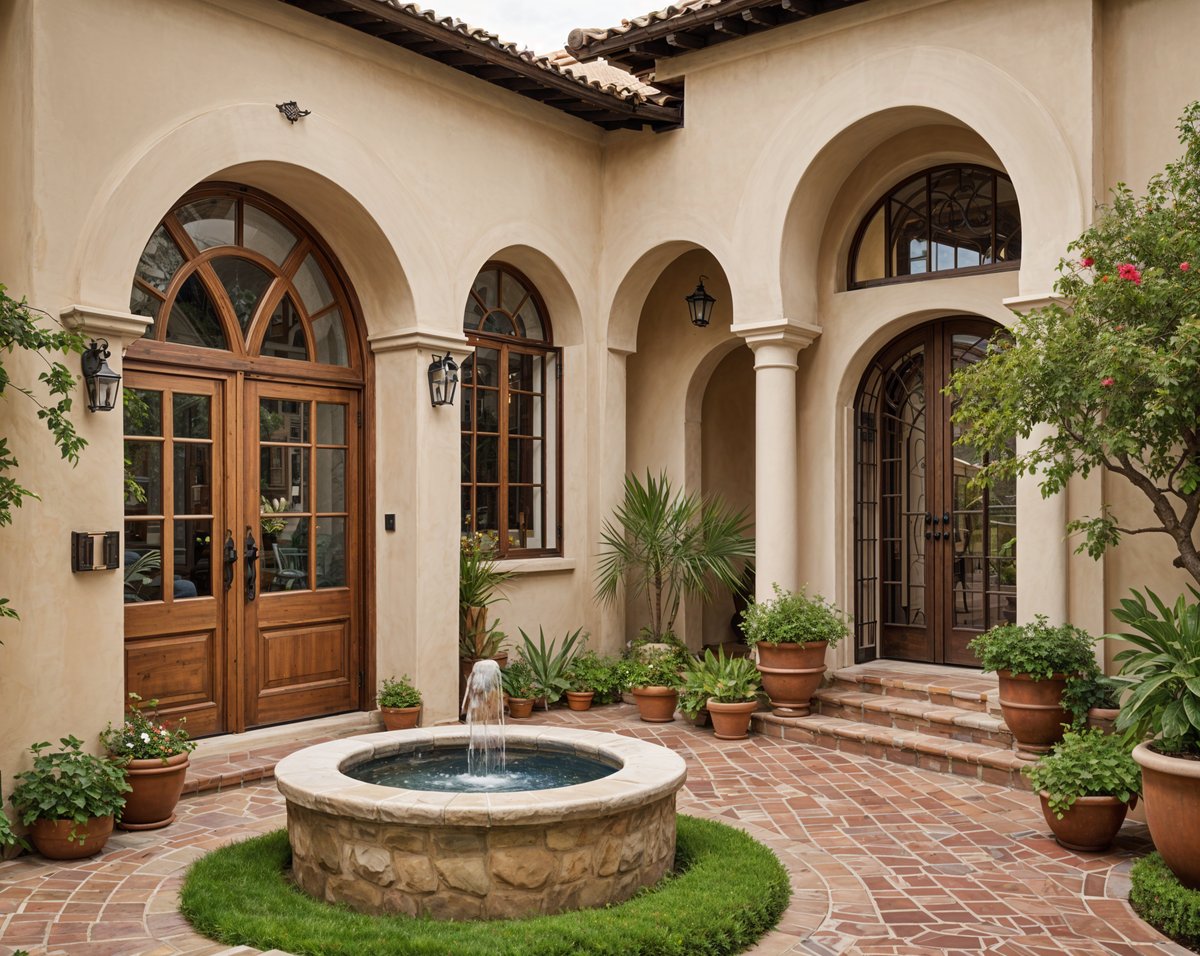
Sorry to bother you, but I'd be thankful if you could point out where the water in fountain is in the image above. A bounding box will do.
[462,659,505,778]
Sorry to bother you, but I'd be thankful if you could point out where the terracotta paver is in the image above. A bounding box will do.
[0,705,1187,956]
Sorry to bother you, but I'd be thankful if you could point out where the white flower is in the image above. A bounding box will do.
[127,743,134,749]
[140,732,151,742]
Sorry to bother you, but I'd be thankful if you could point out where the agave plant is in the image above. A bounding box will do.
[516,626,585,707]
[595,471,754,642]
[1109,586,1200,755]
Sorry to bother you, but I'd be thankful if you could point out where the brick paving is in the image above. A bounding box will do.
[0,704,1187,956]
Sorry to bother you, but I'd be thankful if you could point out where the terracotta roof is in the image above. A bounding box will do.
[280,0,682,131]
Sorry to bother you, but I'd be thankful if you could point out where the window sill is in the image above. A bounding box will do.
[500,556,576,576]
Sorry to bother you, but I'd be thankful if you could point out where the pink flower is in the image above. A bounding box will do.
[1101,377,1115,388]
[1117,263,1142,285]
[1081,257,1095,268]
[1182,262,1191,272]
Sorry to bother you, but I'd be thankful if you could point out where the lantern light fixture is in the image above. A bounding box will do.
[427,353,459,408]
[81,339,121,413]
[685,275,716,328]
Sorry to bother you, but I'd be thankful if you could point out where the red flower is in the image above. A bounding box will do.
[1117,263,1142,285]
[1081,257,1095,268]
[1100,275,1110,283]
[1101,377,1115,388]
[1182,262,1191,272]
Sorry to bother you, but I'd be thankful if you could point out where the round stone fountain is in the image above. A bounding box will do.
[275,665,687,920]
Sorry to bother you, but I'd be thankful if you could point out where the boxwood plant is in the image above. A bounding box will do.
[1023,728,1141,818]
[968,615,1096,680]
[1130,852,1200,949]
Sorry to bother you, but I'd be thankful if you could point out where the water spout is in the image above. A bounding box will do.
[462,659,505,777]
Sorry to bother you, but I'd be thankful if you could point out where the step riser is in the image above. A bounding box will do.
[832,677,998,714]
[814,699,1013,749]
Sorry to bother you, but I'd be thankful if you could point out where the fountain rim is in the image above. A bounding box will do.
[274,725,688,827]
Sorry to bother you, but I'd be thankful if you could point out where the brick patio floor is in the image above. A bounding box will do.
[0,704,1188,956]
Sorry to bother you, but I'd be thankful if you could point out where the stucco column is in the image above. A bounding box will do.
[369,326,470,725]
[733,320,821,602]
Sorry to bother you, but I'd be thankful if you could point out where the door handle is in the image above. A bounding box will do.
[223,529,237,592]
[244,527,259,603]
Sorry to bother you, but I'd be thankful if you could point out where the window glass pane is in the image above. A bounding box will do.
[460,382,474,429]
[124,522,163,603]
[167,274,229,350]
[125,442,162,515]
[258,446,309,512]
[473,486,498,538]
[500,271,529,315]
[890,193,928,277]
[262,296,309,361]
[316,448,346,512]
[174,444,212,515]
[243,204,297,266]
[508,437,541,484]
[293,254,333,314]
[173,520,213,598]
[995,176,1022,262]
[263,516,309,592]
[510,393,543,437]
[173,393,211,439]
[260,399,309,442]
[311,308,349,366]
[316,517,346,588]
[317,404,346,445]
[476,436,499,483]
[508,485,542,550]
[124,389,161,437]
[853,206,886,284]
[464,298,486,331]
[461,436,472,482]
[212,257,272,334]
[136,226,185,292]
[475,390,499,434]
[508,351,542,392]
[515,300,544,340]
[482,310,514,336]
[177,198,236,251]
[472,270,498,311]
[461,487,473,536]
[130,285,160,334]
[472,348,499,389]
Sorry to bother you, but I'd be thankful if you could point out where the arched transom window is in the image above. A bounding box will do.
[849,165,1021,288]
[461,263,561,558]
[129,186,358,369]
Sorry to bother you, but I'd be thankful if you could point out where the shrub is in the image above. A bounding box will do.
[740,584,849,649]
[565,651,624,703]
[377,675,421,709]
[1062,672,1122,726]
[967,615,1096,680]
[1130,852,1200,950]
[1023,728,1141,818]
[501,660,537,700]
[100,692,196,762]
[516,627,584,706]
[9,736,130,842]
[622,651,685,690]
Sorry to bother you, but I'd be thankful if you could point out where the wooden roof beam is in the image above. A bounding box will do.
[665,31,706,50]
[712,16,748,36]
[741,7,780,28]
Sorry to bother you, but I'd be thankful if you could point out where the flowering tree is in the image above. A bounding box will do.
[949,102,1200,585]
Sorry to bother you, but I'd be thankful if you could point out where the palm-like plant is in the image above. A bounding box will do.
[596,471,754,642]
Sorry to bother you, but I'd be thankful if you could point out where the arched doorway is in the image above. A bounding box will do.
[122,184,367,734]
[854,318,1015,666]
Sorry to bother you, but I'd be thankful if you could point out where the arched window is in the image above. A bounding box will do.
[129,186,359,369]
[461,263,561,557]
[849,165,1021,288]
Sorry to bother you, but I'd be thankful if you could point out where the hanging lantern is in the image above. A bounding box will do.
[427,353,459,407]
[685,276,716,328]
[81,339,121,412]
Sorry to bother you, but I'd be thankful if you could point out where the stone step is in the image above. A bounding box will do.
[829,663,1002,714]
[751,711,1032,790]
[811,686,1014,750]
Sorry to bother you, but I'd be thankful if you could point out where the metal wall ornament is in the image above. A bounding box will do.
[685,276,716,327]
[276,101,311,123]
[427,353,459,407]
[81,339,121,412]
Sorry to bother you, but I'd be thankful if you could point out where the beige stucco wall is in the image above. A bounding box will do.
[3,0,1200,793]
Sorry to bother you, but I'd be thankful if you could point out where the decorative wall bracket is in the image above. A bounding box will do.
[276,101,311,123]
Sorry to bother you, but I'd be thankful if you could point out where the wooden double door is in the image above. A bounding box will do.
[855,318,1017,666]
[123,368,362,735]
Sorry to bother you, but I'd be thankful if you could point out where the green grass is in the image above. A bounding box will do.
[180,814,789,956]
[1130,852,1200,953]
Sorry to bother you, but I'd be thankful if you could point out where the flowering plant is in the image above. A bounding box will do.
[100,693,197,763]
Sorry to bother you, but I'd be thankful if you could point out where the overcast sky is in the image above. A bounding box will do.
[436,0,647,54]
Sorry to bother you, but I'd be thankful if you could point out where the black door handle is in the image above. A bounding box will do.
[223,529,237,592]
[244,527,259,602]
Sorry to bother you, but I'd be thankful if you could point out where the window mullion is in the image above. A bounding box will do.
[497,344,510,557]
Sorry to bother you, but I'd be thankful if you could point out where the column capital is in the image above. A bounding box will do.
[732,318,822,353]
[60,305,152,346]
[369,326,471,358]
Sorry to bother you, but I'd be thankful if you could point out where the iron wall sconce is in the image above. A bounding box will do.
[428,353,459,407]
[685,276,716,328]
[71,531,121,572]
[81,339,121,412]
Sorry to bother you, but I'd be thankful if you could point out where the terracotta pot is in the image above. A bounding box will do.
[706,699,759,740]
[30,815,114,859]
[459,652,508,711]
[686,709,710,728]
[631,686,678,722]
[565,691,594,711]
[1134,742,1200,888]
[508,697,535,719]
[755,641,828,716]
[118,752,189,831]
[997,671,1071,757]
[380,705,421,731]
[1037,791,1132,852]
[1087,707,1121,736]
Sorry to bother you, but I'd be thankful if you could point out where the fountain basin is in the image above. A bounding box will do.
[275,725,688,920]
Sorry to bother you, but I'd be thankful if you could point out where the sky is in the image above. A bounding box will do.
[433,0,647,54]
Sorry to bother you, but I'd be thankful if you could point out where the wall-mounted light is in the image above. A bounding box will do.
[81,339,121,412]
[685,276,716,328]
[428,353,459,407]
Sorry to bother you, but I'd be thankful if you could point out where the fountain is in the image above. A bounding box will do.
[275,660,687,920]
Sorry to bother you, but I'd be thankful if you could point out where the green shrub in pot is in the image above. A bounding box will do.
[1025,728,1141,819]
[739,584,849,649]
[967,616,1096,679]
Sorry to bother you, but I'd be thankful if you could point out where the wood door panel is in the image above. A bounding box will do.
[125,632,218,705]
[260,622,350,688]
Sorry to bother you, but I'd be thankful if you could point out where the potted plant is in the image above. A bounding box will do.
[623,650,685,723]
[502,660,537,719]
[740,584,849,717]
[1024,728,1141,852]
[1109,587,1200,889]
[459,533,513,702]
[684,648,762,740]
[9,736,130,859]
[0,780,28,860]
[1062,670,1123,734]
[595,471,753,645]
[516,626,584,710]
[99,693,196,831]
[565,651,623,709]
[377,675,422,730]
[968,616,1096,757]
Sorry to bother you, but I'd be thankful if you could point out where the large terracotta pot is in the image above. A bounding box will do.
[756,641,828,716]
[1133,742,1200,888]
[507,697,535,719]
[997,671,1071,757]
[1037,791,1132,852]
[118,752,190,831]
[706,699,759,740]
[565,691,594,712]
[458,652,508,710]
[30,815,114,859]
[380,706,421,731]
[631,686,678,723]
